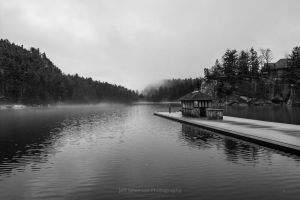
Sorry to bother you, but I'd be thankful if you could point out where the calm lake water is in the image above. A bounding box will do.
[0,104,300,200]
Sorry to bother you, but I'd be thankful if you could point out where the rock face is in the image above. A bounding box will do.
[200,79,299,106]
[287,85,296,106]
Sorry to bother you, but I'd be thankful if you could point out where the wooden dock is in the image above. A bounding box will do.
[154,112,300,155]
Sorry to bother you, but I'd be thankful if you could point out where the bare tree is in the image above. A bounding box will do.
[260,48,273,73]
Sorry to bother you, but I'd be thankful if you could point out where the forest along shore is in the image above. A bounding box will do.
[0,39,139,105]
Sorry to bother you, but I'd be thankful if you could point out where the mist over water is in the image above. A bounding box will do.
[0,104,300,200]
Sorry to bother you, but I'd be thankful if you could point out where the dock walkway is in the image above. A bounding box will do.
[154,112,300,155]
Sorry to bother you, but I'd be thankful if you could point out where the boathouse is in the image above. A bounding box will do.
[178,90,214,117]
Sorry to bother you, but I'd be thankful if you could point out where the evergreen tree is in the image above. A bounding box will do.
[249,48,260,78]
[289,47,300,69]
[222,49,238,78]
[287,46,300,82]
[211,59,223,79]
[237,50,250,77]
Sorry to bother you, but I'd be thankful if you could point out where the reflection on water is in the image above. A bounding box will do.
[0,111,63,177]
[181,124,264,163]
[181,124,221,150]
[0,104,300,200]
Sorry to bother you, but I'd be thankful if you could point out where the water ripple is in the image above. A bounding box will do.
[0,105,300,200]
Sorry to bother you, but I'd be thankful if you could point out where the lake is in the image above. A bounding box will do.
[0,104,300,200]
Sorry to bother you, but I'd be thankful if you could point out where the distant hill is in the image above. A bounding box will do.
[0,39,138,104]
[142,78,202,101]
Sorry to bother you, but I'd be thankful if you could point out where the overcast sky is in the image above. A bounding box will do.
[1,0,300,90]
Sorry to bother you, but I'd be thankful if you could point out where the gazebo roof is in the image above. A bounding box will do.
[178,91,214,101]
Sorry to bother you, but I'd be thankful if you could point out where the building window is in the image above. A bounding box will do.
[200,101,203,107]
[194,101,198,107]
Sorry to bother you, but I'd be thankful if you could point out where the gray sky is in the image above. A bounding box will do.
[1,0,300,91]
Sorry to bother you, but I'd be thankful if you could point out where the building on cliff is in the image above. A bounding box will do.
[264,59,300,77]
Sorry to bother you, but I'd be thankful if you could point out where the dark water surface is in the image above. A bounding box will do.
[224,105,300,125]
[0,104,300,200]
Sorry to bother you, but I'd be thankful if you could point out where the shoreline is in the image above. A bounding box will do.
[0,104,27,110]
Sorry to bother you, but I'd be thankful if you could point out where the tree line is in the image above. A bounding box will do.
[142,78,202,101]
[144,46,300,101]
[0,39,139,104]
[204,48,262,81]
[204,47,300,82]
[203,47,300,97]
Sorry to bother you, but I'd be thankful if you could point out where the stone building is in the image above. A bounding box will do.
[178,90,214,117]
